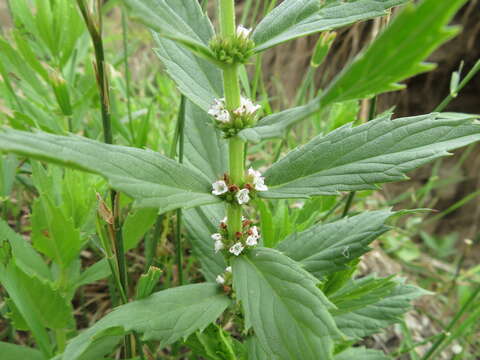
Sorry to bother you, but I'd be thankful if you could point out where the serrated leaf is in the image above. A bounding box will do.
[333,280,428,338]
[232,247,342,360]
[253,0,407,52]
[335,347,390,360]
[182,99,227,282]
[62,283,230,360]
[121,0,215,62]
[0,129,219,214]
[262,113,480,199]
[0,218,51,280]
[0,342,45,360]
[0,260,74,331]
[320,0,468,106]
[238,100,319,143]
[153,22,223,111]
[277,210,392,278]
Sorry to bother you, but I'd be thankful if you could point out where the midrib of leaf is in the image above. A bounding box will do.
[241,255,332,357]
[266,116,475,189]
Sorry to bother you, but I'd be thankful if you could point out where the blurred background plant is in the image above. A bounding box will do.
[0,0,479,359]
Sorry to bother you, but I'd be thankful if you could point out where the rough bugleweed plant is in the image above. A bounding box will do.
[1,0,480,359]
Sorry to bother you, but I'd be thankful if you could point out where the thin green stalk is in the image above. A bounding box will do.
[219,0,244,240]
[434,59,480,112]
[121,8,135,145]
[77,1,132,357]
[173,97,186,285]
[421,283,480,360]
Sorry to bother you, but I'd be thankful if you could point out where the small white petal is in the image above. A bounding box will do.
[220,216,228,224]
[225,266,232,273]
[216,109,231,123]
[246,235,258,246]
[212,180,228,195]
[452,345,462,354]
[236,189,250,205]
[254,177,268,191]
[250,226,260,239]
[216,275,225,284]
[236,25,252,39]
[229,242,244,256]
[211,233,222,241]
[214,239,224,253]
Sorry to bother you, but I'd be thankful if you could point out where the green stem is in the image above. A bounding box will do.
[121,8,135,145]
[219,0,245,240]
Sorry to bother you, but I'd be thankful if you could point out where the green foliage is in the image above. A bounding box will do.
[253,0,407,52]
[277,210,393,278]
[232,247,342,360]
[62,283,231,359]
[0,341,45,360]
[0,129,219,213]
[320,0,468,105]
[335,347,390,360]
[263,113,480,198]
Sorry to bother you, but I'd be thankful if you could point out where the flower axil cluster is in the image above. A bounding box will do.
[209,25,255,65]
[211,169,268,205]
[207,96,261,137]
[211,218,261,257]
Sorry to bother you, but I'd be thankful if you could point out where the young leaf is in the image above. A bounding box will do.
[232,247,343,360]
[0,218,51,280]
[320,0,468,106]
[0,342,45,360]
[0,129,219,213]
[121,0,215,61]
[276,210,392,278]
[335,347,389,360]
[62,283,231,360]
[332,280,428,338]
[262,113,480,199]
[253,0,407,52]
[238,100,319,143]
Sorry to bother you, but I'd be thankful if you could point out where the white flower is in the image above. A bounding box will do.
[452,344,462,354]
[234,97,261,116]
[212,180,228,195]
[220,216,228,225]
[225,266,232,273]
[248,167,268,191]
[211,233,222,241]
[216,275,225,284]
[236,188,250,205]
[246,235,258,246]
[214,240,224,253]
[236,25,252,39]
[208,98,231,123]
[250,226,260,239]
[229,242,244,256]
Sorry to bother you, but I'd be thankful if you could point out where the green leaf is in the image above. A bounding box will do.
[320,0,468,106]
[332,280,427,338]
[0,129,219,214]
[277,211,392,278]
[0,342,45,360]
[76,259,111,288]
[0,218,51,280]
[62,283,230,360]
[238,100,319,143]
[335,347,390,360]
[123,208,158,251]
[0,261,74,330]
[232,247,342,360]
[182,99,227,281]
[253,0,407,52]
[122,0,215,61]
[153,28,223,112]
[183,205,226,282]
[263,113,480,199]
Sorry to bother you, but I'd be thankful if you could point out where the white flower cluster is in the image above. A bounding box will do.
[246,226,260,246]
[211,168,268,205]
[236,25,252,39]
[207,97,261,124]
[211,225,260,257]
